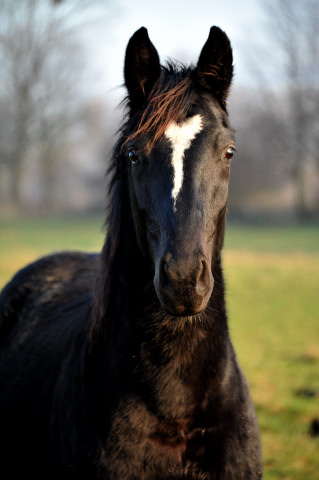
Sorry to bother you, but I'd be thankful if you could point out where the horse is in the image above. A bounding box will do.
[0,27,263,479]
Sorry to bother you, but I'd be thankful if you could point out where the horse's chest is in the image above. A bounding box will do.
[101,397,210,479]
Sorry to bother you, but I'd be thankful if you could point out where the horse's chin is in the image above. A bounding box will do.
[159,300,208,318]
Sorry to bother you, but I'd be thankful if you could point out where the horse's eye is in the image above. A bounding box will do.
[128,149,140,164]
[225,147,236,161]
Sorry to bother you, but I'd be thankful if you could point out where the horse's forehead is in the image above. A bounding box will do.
[164,115,203,149]
[164,114,203,211]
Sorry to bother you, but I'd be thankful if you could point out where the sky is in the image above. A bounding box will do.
[86,0,268,103]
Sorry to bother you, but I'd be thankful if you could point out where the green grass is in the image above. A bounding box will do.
[225,223,319,253]
[224,251,319,479]
[1,216,319,479]
[0,215,105,287]
[224,224,319,479]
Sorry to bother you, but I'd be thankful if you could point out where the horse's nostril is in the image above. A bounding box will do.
[197,260,211,294]
[159,261,169,288]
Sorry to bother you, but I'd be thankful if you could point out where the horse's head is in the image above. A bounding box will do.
[124,27,234,317]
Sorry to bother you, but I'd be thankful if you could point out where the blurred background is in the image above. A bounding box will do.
[0,0,318,221]
[0,1,319,479]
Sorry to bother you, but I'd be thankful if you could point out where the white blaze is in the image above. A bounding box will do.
[165,114,203,210]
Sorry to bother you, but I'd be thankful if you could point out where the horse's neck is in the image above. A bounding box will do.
[108,220,229,349]
[99,202,231,404]
[109,250,230,411]
[141,258,229,360]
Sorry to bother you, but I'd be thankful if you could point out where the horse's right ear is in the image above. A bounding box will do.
[196,26,233,108]
[124,27,161,108]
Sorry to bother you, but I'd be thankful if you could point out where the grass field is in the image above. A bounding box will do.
[0,216,319,479]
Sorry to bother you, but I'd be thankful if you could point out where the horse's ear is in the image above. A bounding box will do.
[124,27,161,107]
[196,26,233,107]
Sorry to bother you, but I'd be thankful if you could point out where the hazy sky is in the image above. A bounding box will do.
[87,0,268,100]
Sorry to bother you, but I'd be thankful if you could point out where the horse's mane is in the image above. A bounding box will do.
[90,62,198,344]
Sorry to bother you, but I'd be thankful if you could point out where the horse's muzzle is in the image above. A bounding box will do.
[154,250,214,316]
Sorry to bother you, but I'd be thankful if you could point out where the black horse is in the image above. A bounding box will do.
[0,27,262,479]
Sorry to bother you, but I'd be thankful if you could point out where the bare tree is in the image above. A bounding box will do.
[0,0,107,211]
[261,0,319,218]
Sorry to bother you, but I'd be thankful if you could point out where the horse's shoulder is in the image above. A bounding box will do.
[0,251,99,343]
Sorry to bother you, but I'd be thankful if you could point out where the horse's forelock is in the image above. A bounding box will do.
[125,68,195,152]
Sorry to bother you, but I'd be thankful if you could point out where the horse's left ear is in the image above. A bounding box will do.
[196,26,233,107]
[124,27,161,108]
